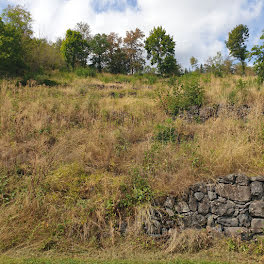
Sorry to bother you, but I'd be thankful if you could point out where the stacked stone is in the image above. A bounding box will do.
[148,174,264,238]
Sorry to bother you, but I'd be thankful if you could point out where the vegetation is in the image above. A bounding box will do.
[2,4,264,264]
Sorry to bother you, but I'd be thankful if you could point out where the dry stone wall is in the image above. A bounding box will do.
[146,174,264,239]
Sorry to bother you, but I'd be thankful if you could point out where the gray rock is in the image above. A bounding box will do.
[251,219,264,233]
[165,208,175,217]
[189,194,198,211]
[249,201,264,217]
[224,227,248,237]
[251,181,263,198]
[218,174,236,184]
[217,217,239,227]
[207,214,217,227]
[215,184,251,202]
[191,183,207,193]
[164,197,175,209]
[192,213,208,228]
[251,176,264,182]
[236,174,250,186]
[238,213,251,228]
[194,192,204,201]
[207,184,215,192]
[175,201,190,214]
[211,200,235,216]
[198,196,210,215]
[208,191,217,201]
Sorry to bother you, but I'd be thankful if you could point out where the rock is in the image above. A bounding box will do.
[251,176,264,182]
[224,227,248,237]
[251,219,264,233]
[249,201,264,217]
[191,183,207,193]
[194,192,204,201]
[218,174,236,184]
[189,194,198,211]
[198,196,210,215]
[251,181,263,199]
[217,217,239,227]
[145,219,161,235]
[175,201,190,214]
[207,184,215,192]
[211,200,235,216]
[208,191,217,201]
[165,208,175,217]
[236,174,250,186]
[199,106,218,122]
[164,197,175,209]
[192,213,208,228]
[238,213,251,228]
[207,214,217,227]
[215,184,251,202]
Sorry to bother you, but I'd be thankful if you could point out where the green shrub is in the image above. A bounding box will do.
[158,76,205,116]
[154,123,176,144]
[75,67,97,78]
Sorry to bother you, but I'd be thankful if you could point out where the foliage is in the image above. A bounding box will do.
[250,31,264,83]
[190,56,198,71]
[124,28,145,74]
[225,24,249,75]
[158,75,205,116]
[90,33,110,72]
[75,67,97,78]
[61,29,89,69]
[145,26,179,75]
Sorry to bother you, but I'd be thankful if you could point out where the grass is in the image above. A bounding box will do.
[0,258,230,264]
[1,72,264,261]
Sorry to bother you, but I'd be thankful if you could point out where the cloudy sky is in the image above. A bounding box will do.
[1,0,264,67]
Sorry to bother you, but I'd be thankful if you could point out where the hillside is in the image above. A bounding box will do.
[1,72,264,263]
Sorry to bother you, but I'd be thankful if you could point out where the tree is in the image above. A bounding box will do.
[107,32,129,74]
[61,29,89,69]
[123,28,145,74]
[90,33,110,72]
[2,5,33,36]
[145,26,178,75]
[190,56,198,71]
[250,31,264,83]
[75,22,92,42]
[225,24,249,75]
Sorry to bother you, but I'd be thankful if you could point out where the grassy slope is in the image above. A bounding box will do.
[1,72,264,262]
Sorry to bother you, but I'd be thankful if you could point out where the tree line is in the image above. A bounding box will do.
[1,5,264,81]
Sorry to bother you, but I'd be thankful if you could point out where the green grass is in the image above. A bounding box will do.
[0,257,229,264]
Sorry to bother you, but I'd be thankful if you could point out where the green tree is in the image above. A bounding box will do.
[0,17,25,75]
[145,26,178,75]
[90,33,110,72]
[2,5,33,36]
[250,31,264,83]
[61,29,89,69]
[225,24,249,75]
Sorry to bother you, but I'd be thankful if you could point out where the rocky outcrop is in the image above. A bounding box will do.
[146,174,264,240]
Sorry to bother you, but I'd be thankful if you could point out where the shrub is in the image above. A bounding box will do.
[154,123,176,144]
[158,76,205,116]
[75,67,97,78]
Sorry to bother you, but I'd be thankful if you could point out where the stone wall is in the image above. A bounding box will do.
[145,174,264,239]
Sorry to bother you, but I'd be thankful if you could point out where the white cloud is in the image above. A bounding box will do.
[5,0,264,67]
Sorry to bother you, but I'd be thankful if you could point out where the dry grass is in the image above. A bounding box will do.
[1,73,264,252]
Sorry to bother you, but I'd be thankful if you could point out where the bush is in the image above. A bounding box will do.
[154,123,176,144]
[158,76,205,116]
[75,67,97,78]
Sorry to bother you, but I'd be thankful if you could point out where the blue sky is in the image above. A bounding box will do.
[1,0,264,67]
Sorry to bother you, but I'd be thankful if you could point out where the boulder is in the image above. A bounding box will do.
[211,200,235,216]
[217,217,239,227]
[251,181,263,199]
[236,174,250,186]
[208,191,217,201]
[238,213,251,228]
[175,201,190,214]
[249,201,264,217]
[215,184,251,202]
[218,174,236,184]
[251,219,264,233]
[194,192,204,201]
[224,227,248,237]
[198,196,210,215]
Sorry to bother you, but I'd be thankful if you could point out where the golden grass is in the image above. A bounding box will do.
[1,73,264,252]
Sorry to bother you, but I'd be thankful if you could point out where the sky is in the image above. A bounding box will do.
[1,0,264,68]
